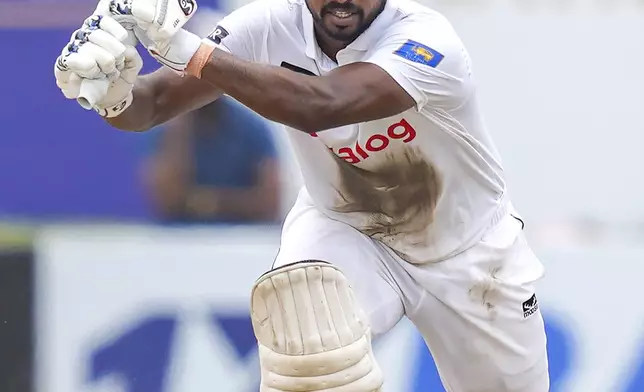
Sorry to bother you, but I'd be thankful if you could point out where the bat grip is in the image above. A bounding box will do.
[77,78,110,110]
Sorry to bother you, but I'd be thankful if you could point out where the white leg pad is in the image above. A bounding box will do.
[251,261,383,392]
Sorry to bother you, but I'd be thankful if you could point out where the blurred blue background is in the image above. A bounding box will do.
[0,27,159,220]
[0,0,225,221]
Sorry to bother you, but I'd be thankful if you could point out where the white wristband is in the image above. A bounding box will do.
[96,92,134,118]
[149,29,203,72]
[172,29,203,66]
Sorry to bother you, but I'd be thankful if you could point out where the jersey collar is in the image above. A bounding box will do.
[302,0,399,59]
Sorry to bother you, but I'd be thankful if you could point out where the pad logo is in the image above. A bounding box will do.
[394,40,444,68]
[522,294,539,318]
[178,0,196,16]
[208,25,230,44]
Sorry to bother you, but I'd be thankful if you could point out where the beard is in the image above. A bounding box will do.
[307,0,386,43]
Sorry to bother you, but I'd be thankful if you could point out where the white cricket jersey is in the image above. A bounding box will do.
[209,0,511,264]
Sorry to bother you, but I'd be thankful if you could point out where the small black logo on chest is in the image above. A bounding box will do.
[208,25,229,44]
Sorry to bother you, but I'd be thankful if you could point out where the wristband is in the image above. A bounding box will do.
[95,92,133,118]
[185,39,218,79]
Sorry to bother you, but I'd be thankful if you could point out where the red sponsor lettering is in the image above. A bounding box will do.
[386,118,416,143]
[312,119,417,164]
[366,134,390,152]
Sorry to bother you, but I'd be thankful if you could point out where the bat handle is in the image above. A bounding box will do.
[77,78,110,110]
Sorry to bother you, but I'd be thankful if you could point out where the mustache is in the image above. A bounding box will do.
[321,1,362,15]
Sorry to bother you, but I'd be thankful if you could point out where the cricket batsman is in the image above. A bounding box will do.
[54,0,550,389]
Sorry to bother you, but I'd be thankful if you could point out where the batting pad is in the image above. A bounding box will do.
[251,261,383,392]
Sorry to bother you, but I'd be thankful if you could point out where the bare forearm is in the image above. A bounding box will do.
[200,50,337,132]
[106,67,222,132]
[196,48,414,132]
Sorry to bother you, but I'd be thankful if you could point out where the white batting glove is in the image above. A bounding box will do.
[54,14,143,117]
[107,0,203,72]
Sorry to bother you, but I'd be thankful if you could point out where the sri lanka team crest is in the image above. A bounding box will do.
[394,40,444,68]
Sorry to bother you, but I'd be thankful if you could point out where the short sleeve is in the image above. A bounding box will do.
[364,16,473,111]
[203,0,271,62]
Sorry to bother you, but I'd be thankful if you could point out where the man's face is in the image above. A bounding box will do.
[306,0,386,44]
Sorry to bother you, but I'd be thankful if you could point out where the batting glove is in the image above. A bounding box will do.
[108,0,203,72]
[54,14,143,117]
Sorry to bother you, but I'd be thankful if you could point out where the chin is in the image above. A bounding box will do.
[326,26,360,42]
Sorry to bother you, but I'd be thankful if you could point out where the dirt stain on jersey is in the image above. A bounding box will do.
[331,147,442,249]
[468,266,503,321]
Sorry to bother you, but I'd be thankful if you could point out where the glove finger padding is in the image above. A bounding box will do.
[55,2,144,117]
[129,0,156,24]
[86,44,142,116]
[54,44,142,117]
[67,41,118,78]
[58,72,83,99]
[60,16,130,79]
[120,46,143,84]
[54,58,72,84]
[135,0,196,41]
[86,29,126,65]
[83,14,129,42]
